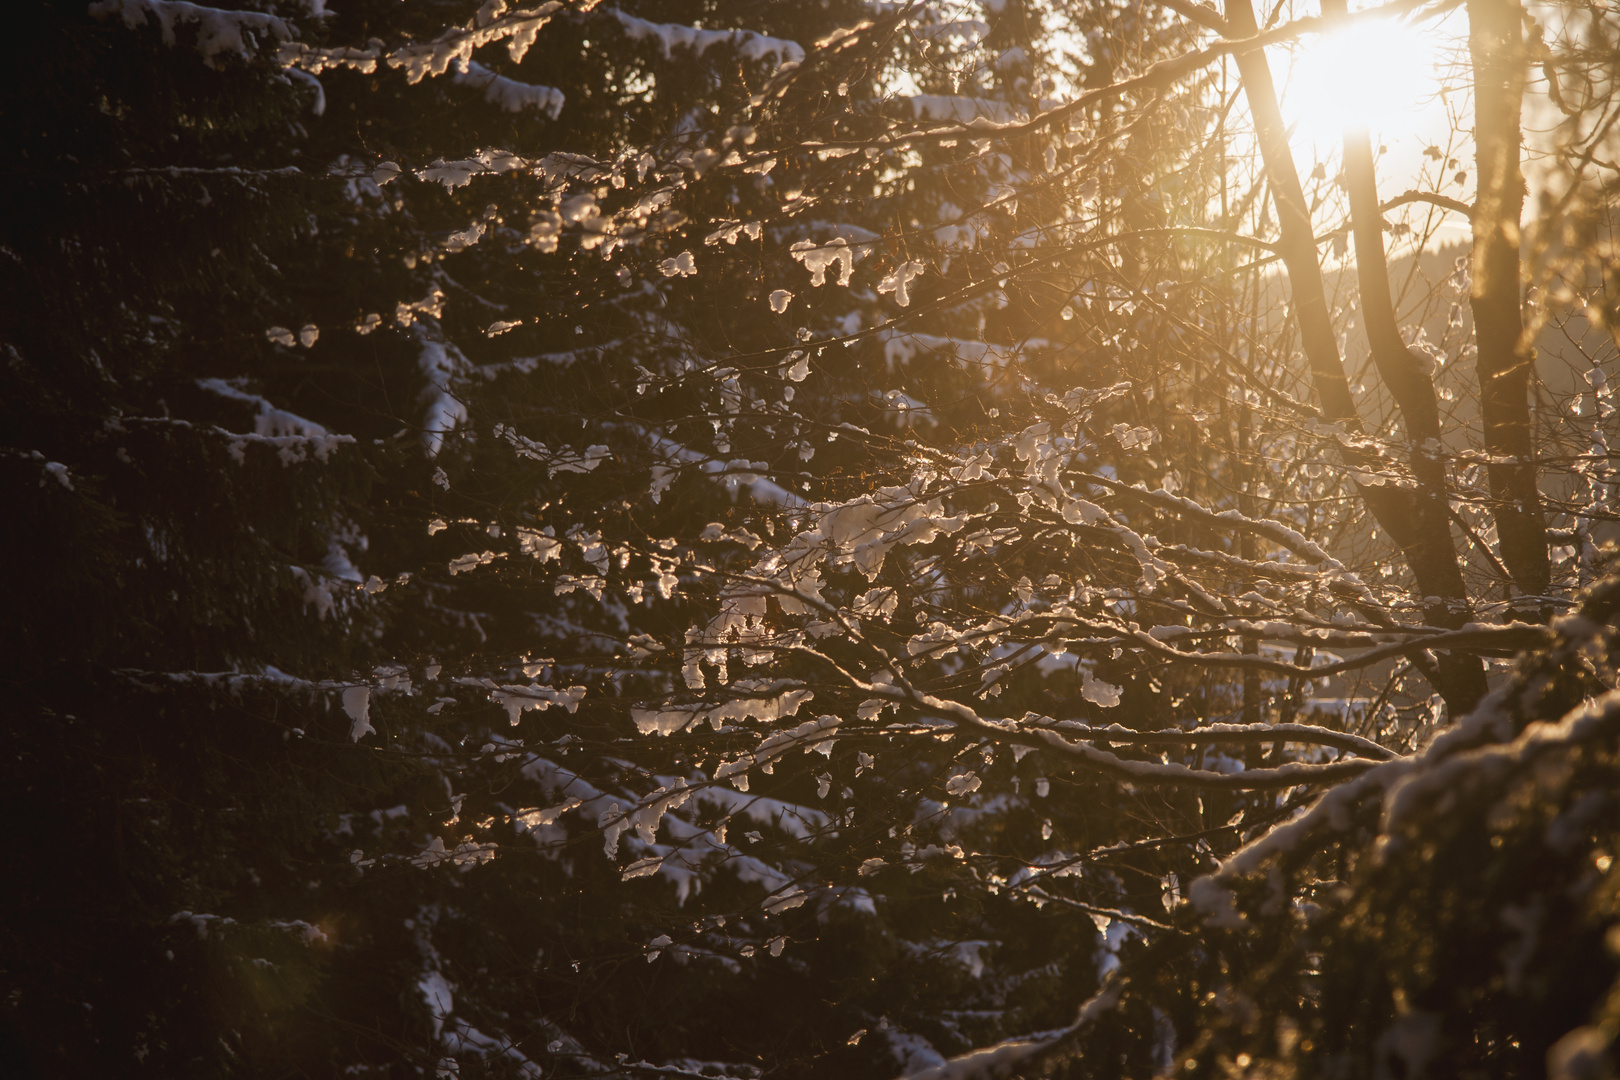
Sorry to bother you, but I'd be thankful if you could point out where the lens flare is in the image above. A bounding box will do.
[1282,19,1441,142]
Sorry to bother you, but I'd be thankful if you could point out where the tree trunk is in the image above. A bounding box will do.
[1224,0,1356,422]
[1467,0,1551,602]
[1340,124,1486,714]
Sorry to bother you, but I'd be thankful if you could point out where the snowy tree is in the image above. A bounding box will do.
[8,0,1620,1077]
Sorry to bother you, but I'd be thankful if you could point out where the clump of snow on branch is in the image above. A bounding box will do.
[452,60,564,117]
[90,0,291,63]
[609,9,804,71]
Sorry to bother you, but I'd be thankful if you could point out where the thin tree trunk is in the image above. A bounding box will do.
[1339,129,1442,444]
[1224,0,1356,422]
[1467,0,1551,601]
[1223,0,1487,713]
[1318,0,1481,690]
[1238,399,1264,745]
[1339,124,1486,712]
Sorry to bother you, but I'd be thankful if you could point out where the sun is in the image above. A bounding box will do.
[1281,17,1444,145]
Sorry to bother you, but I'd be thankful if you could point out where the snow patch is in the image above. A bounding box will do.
[343,685,373,741]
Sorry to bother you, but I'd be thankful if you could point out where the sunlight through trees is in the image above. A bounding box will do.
[6,0,1620,1076]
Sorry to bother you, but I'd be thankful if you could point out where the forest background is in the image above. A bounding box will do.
[6,0,1620,1076]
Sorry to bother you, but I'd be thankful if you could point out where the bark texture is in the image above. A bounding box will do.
[1468,0,1551,599]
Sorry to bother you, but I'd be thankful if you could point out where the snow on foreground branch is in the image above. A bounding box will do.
[897,980,1125,1080]
[1192,578,1620,920]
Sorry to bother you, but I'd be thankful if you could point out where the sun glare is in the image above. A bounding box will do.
[1282,19,1442,144]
